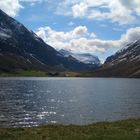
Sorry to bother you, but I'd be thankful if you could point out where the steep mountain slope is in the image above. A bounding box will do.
[89,39,140,77]
[0,9,95,72]
[105,39,140,65]
[59,49,100,65]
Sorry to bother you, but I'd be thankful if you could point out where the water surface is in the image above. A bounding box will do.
[0,77,140,127]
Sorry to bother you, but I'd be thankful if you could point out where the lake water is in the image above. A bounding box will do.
[0,77,140,128]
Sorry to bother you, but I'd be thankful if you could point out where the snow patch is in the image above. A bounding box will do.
[0,32,11,39]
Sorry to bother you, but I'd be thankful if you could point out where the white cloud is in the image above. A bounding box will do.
[119,0,140,15]
[56,0,140,25]
[72,2,88,17]
[36,26,104,53]
[72,26,88,36]
[120,27,140,45]
[0,0,139,25]
[0,0,44,17]
[0,0,22,17]
[36,26,140,55]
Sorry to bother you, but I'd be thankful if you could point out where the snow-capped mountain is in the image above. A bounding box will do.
[90,39,140,77]
[0,9,97,72]
[59,49,100,65]
[105,39,140,65]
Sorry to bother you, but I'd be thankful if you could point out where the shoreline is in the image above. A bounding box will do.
[0,70,140,78]
[0,118,140,140]
[0,74,139,79]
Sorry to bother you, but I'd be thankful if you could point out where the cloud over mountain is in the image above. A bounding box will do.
[0,0,22,17]
[0,0,139,61]
[0,0,43,17]
[36,26,140,54]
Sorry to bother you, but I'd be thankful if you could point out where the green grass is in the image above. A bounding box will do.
[0,119,140,140]
[0,70,80,77]
[0,70,49,77]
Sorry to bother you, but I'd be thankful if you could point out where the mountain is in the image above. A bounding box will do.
[0,9,95,73]
[0,9,139,77]
[105,39,140,65]
[59,49,100,65]
[88,39,140,77]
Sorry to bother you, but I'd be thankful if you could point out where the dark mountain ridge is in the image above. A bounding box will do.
[0,9,96,72]
[105,39,140,65]
[86,39,140,78]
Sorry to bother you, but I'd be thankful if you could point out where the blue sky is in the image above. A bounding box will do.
[0,0,140,62]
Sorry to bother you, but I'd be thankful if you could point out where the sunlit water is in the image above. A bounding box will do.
[0,77,140,128]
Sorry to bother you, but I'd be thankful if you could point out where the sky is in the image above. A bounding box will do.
[0,0,140,62]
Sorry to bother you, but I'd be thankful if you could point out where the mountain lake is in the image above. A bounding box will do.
[0,77,140,128]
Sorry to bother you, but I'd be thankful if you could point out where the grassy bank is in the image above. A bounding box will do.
[0,70,49,77]
[0,119,140,140]
[0,70,81,77]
